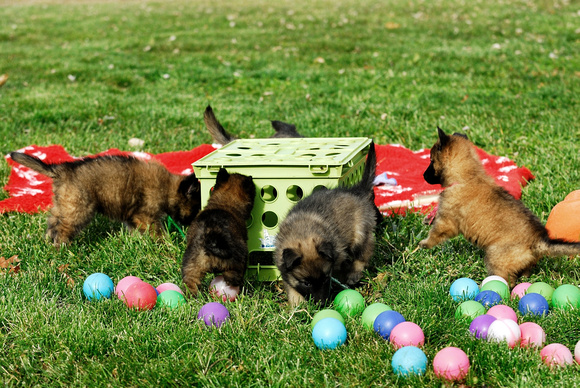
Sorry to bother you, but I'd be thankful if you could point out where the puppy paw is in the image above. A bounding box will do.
[419,239,432,249]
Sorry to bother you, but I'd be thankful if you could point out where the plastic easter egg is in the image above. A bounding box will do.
[519,322,546,348]
[526,282,555,305]
[551,284,580,310]
[156,290,186,309]
[487,318,521,348]
[312,317,347,350]
[156,282,184,295]
[449,278,479,301]
[455,300,485,321]
[511,282,532,299]
[487,304,517,322]
[209,275,240,302]
[198,302,230,328]
[311,309,345,329]
[374,310,405,340]
[469,314,497,340]
[389,322,425,349]
[518,293,549,316]
[391,346,428,377]
[433,347,470,381]
[334,289,365,317]
[541,343,574,367]
[115,276,142,300]
[474,290,502,308]
[480,280,509,300]
[575,340,580,364]
[124,281,158,310]
[361,303,392,331]
[83,273,115,301]
[545,192,580,242]
[481,275,508,287]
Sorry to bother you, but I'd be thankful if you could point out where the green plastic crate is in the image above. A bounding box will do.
[192,137,372,281]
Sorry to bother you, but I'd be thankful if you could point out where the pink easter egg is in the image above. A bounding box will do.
[519,322,546,348]
[433,347,470,381]
[115,276,142,300]
[156,282,184,295]
[541,343,574,367]
[511,282,532,299]
[575,340,580,364]
[209,275,240,302]
[487,318,521,348]
[389,322,425,349]
[487,304,517,322]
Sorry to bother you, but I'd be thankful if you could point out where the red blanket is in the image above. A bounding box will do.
[1,144,534,214]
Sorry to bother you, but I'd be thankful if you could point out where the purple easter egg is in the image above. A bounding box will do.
[469,314,497,339]
[197,302,230,328]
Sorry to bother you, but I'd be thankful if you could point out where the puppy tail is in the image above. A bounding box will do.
[10,152,58,178]
[352,141,377,194]
[204,105,235,145]
[538,238,580,258]
[270,121,303,138]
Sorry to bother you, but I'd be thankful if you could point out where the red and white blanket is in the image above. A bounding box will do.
[1,144,534,215]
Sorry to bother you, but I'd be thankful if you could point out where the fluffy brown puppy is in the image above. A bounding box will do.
[10,152,201,246]
[274,142,380,306]
[204,105,303,145]
[181,168,255,295]
[420,128,580,286]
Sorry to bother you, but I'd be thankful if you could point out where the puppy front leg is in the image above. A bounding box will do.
[285,284,306,307]
[419,215,458,249]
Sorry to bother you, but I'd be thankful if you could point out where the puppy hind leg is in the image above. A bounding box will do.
[181,255,210,297]
[485,247,531,288]
[47,204,95,246]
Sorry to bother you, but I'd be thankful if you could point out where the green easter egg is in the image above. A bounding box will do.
[455,300,485,321]
[551,284,580,310]
[311,309,345,329]
[527,282,555,306]
[156,290,186,309]
[334,289,366,318]
[361,303,392,330]
[480,280,509,300]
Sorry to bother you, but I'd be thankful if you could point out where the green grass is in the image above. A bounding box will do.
[1,0,579,386]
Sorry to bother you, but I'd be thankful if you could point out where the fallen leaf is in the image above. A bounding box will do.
[0,255,21,275]
[0,74,8,87]
[0,255,20,269]
[313,57,325,64]
[385,22,400,29]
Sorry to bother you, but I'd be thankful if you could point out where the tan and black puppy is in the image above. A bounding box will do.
[204,105,303,145]
[181,168,255,295]
[420,128,580,286]
[10,152,201,246]
[274,142,381,306]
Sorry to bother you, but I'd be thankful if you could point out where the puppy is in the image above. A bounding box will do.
[419,128,580,286]
[274,142,380,306]
[204,105,303,146]
[181,168,255,295]
[9,152,201,245]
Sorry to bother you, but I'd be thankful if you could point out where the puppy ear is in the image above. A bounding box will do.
[282,248,302,271]
[215,168,230,188]
[179,173,200,198]
[452,132,468,140]
[243,175,254,190]
[316,241,335,262]
[437,127,450,147]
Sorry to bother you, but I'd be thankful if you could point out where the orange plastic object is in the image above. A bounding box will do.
[545,190,580,242]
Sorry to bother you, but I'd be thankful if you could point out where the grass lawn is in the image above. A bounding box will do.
[1,0,579,386]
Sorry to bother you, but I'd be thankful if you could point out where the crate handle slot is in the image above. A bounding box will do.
[309,165,328,174]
